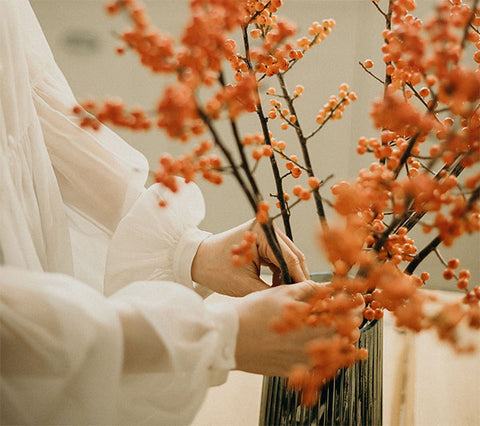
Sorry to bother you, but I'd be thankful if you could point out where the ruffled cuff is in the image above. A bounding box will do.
[173,227,213,297]
[205,302,239,386]
[105,179,211,296]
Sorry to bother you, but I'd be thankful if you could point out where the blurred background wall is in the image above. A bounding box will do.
[30,0,479,291]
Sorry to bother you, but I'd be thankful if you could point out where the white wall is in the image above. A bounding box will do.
[31,0,479,291]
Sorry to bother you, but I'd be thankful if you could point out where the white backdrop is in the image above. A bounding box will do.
[31,0,479,290]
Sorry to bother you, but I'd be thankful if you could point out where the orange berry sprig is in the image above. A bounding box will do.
[154,140,225,193]
[240,4,347,237]
[312,84,358,130]
[271,176,331,221]
[72,98,152,131]
[231,230,258,266]
[281,153,304,179]
[276,0,480,402]
[92,0,479,405]
[245,16,336,80]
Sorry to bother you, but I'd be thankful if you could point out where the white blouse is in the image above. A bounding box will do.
[0,1,238,424]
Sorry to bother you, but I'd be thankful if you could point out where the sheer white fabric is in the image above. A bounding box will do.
[0,0,238,424]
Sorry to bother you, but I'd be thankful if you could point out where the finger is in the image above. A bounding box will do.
[275,230,310,280]
[262,240,307,284]
[276,238,308,283]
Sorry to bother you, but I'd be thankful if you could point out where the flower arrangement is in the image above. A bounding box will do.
[74,0,480,406]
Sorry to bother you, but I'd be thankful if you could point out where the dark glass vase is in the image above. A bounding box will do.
[259,273,383,426]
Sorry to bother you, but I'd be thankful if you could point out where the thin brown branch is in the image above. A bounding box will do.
[197,105,257,210]
[276,72,328,229]
[242,26,293,240]
[273,149,310,172]
[405,235,442,275]
[306,98,348,140]
[358,61,385,85]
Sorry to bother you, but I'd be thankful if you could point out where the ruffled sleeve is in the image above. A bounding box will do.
[0,266,238,425]
[105,179,212,297]
[110,281,238,425]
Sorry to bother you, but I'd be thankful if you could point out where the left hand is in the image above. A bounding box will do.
[191,219,309,297]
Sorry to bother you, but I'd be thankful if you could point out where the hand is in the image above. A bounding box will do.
[233,281,330,376]
[191,219,309,297]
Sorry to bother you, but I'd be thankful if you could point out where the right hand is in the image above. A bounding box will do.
[191,219,309,297]
[233,281,331,377]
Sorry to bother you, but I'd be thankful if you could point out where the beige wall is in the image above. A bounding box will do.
[31,0,479,291]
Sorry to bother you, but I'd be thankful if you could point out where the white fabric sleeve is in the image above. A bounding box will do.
[32,70,149,234]
[18,0,150,234]
[110,281,238,425]
[0,267,238,425]
[0,267,123,425]
[105,179,213,297]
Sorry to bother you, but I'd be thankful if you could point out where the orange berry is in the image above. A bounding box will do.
[308,176,320,189]
[419,87,430,97]
[295,85,304,94]
[257,200,270,212]
[252,148,262,160]
[291,167,302,178]
[364,308,375,320]
[280,122,288,130]
[443,269,454,280]
[250,29,262,39]
[292,185,303,197]
[420,272,430,281]
[262,145,273,157]
[348,91,358,101]
[300,190,311,201]
[457,279,469,291]
[447,258,460,269]
[364,59,374,68]
[357,348,369,360]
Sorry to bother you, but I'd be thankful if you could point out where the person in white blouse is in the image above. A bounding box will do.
[0,1,328,424]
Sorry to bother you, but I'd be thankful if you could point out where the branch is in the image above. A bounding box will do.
[393,134,420,179]
[276,72,328,229]
[197,105,258,210]
[405,235,442,275]
[219,71,261,200]
[242,26,293,240]
[305,97,349,140]
[358,61,385,85]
